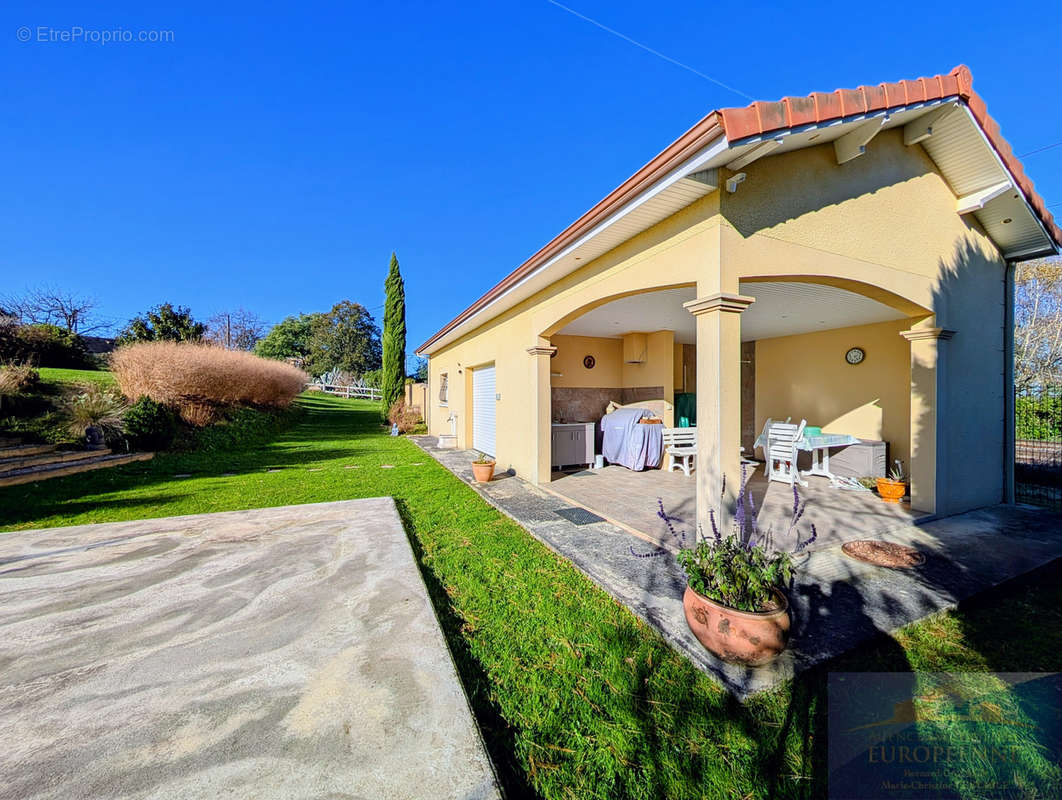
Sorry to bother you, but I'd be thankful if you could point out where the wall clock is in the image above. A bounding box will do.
[845,347,866,365]
[583,355,596,369]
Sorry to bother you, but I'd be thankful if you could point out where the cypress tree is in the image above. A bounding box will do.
[381,251,406,418]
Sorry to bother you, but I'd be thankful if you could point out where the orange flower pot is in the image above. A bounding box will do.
[875,478,906,503]
[472,461,495,483]
[682,586,790,666]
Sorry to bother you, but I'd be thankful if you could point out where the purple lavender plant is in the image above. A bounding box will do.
[628,498,688,558]
[629,463,816,559]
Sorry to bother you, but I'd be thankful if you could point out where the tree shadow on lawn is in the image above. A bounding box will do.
[0,441,378,529]
[0,398,400,530]
[0,492,196,529]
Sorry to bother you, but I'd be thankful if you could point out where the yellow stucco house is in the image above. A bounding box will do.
[416,66,1061,535]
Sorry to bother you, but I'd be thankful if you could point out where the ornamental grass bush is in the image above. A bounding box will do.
[62,384,128,440]
[0,362,40,399]
[111,342,307,425]
[386,398,420,433]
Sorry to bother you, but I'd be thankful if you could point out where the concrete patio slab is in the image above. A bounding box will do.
[415,436,1062,699]
[0,499,500,800]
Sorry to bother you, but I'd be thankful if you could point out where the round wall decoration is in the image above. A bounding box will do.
[845,347,866,365]
[583,355,596,369]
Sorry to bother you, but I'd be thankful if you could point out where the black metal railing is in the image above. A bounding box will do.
[1015,385,1062,510]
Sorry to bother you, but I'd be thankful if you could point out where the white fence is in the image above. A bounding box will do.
[312,384,382,401]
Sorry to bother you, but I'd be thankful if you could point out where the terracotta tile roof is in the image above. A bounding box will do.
[719,65,1060,245]
[418,66,1059,355]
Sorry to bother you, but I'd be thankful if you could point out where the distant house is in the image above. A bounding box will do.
[81,336,117,356]
[416,66,1060,533]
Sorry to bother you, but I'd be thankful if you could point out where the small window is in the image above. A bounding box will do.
[439,373,449,405]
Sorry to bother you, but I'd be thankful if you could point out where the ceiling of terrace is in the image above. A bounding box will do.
[555,282,908,343]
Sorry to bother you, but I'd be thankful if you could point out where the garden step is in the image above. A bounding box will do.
[0,437,22,448]
[0,448,109,471]
[0,443,57,459]
[0,452,154,488]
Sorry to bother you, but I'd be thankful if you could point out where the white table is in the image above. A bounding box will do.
[753,432,861,486]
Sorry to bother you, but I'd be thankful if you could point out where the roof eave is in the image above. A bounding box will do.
[418,65,1060,356]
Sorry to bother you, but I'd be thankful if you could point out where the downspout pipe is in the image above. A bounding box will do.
[1003,261,1016,504]
[424,356,431,435]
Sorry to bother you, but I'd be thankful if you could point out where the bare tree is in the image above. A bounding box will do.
[1015,256,1062,392]
[3,286,107,334]
[205,309,267,351]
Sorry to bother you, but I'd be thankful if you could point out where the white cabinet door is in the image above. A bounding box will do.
[472,366,496,457]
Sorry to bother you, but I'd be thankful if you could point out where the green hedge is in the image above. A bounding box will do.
[1016,394,1062,441]
[0,324,97,369]
[175,405,302,453]
[124,397,178,451]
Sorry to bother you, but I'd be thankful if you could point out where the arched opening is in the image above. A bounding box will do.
[547,286,697,438]
[541,277,934,548]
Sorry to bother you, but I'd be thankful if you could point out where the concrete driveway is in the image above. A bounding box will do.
[0,499,499,800]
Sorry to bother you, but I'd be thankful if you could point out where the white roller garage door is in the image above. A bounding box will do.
[472,366,496,457]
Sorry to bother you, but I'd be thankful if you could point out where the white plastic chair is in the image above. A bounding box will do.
[662,427,697,477]
[766,419,807,486]
[754,417,790,455]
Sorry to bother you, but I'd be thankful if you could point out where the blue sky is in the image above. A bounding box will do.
[2,1,1060,361]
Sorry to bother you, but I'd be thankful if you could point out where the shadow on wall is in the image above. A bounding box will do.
[724,129,940,238]
[914,233,1009,515]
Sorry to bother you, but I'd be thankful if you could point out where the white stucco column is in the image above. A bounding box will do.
[527,344,556,485]
[685,292,755,539]
[900,326,954,516]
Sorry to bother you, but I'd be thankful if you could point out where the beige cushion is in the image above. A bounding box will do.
[605,399,673,419]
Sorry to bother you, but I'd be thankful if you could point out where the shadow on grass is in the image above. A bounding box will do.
[0,397,381,529]
[0,493,198,524]
[7,394,1058,797]
[949,557,1062,673]
[600,578,915,799]
[777,559,1062,799]
[393,496,542,800]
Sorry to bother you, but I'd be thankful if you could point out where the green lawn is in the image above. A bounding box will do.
[36,367,116,386]
[1,394,1058,798]
[1,368,117,444]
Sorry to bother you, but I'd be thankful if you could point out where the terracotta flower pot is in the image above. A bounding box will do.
[682,586,790,666]
[875,478,906,503]
[471,461,495,483]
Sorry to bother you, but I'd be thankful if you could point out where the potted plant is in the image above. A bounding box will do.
[64,384,128,450]
[679,537,792,666]
[875,460,907,503]
[471,453,495,483]
[633,467,816,666]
